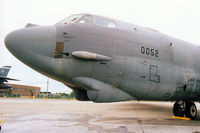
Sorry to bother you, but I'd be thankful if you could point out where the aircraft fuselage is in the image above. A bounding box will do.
[4,13,200,102]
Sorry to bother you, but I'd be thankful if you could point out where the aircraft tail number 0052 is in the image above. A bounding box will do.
[141,46,159,57]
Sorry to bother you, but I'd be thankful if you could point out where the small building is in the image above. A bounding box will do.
[0,83,40,97]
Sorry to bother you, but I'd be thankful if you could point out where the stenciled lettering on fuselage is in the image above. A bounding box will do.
[141,46,159,57]
[149,65,160,83]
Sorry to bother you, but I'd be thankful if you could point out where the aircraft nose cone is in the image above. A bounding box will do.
[5,29,21,52]
[5,26,56,59]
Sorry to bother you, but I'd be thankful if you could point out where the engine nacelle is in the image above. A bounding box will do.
[73,89,90,101]
[87,88,133,103]
[73,77,134,103]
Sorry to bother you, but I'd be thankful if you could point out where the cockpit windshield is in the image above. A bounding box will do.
[58,14,83,24]
[78,15,93,24]
[93,16,116,28]
[57,14,117,29]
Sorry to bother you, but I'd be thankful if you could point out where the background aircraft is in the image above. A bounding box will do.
[0,66,18,89]
[4,13,200,119]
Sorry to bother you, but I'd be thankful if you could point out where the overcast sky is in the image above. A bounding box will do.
[1,0,200,93]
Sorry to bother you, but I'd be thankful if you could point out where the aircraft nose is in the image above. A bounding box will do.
[5,26,56,58]
[5,29,22,52]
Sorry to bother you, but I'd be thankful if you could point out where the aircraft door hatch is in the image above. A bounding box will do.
[54,42,64,58]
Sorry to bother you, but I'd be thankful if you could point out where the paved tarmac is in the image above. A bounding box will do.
[0,98,200,133]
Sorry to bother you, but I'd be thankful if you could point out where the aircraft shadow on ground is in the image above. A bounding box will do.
[109,102,200,121]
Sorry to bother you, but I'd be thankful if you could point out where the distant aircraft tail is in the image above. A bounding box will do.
[0,66,11,78]
[0,66,18,89]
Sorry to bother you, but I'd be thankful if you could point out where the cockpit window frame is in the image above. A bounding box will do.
[104,19,117,28]
[77,15,95,24]
[57,14,83,24]
[93,15,117,29]
[93,16,105,26]
[57,14,118,29]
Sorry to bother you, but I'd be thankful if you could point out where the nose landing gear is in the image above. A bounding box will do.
[173,101,197,120]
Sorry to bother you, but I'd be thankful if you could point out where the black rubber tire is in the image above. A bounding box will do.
[185,101,197,120]
[173,101,185,117]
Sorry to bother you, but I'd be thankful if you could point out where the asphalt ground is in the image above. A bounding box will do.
[0,98,200,133]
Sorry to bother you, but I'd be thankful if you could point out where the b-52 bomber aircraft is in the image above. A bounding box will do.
[4,13,200,119]
[0,66,18,89]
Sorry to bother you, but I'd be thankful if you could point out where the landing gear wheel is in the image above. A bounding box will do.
[185,101,197,120]
[173,101,185,117]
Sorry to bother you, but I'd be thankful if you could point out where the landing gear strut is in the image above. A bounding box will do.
[173,101,197,120]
